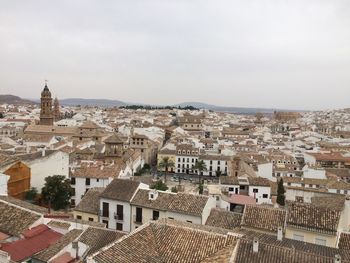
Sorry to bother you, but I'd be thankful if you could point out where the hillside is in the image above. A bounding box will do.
[0,95,36,105]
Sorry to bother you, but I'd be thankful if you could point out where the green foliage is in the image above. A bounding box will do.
[119,105,199,111]
[41,175,73,210]
[143,164,151,170]
[171,186,178,193]
[277,178,286,206]
[150,180,168,191]
[158,156,175,183]
[215,170,222,177]
[198,182,204,195]
[194,160,207,174]
[25,187,38,201]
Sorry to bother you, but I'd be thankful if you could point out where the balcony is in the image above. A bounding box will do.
[114,213,124,221]
[133,215,143,224]
[99,210,109,218]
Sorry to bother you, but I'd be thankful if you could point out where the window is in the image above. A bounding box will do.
[315,237,327,246]
[186,220,192,223]
[135,207,142,223]
[116,205,124,221]
[168,217,174,220]
[86,178,90,186]
[263,194,268,198]
[116,223,123,231]
[71,177,76,185]
[253,188,258,193]
[293,234,304,241]
[76,215,82,220]
[96,178,99,182]
[71,199,75,207]
[102,220,108,228]
[88,217,94,222]
[102,202,109,217]
[153,210,160,220]
[178,158,181,162]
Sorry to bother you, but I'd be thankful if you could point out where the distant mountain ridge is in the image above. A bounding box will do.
[0,95,36,105]
[2,94,302,114]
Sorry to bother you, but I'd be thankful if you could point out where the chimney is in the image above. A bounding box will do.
[253,238,259,253]
[335,254,341,263]
[41,148,46,157]
[277,226,283,241]
[100,165,104,171]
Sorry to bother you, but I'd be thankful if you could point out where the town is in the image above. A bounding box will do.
[0,83,349,262]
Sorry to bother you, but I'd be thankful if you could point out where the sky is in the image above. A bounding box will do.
[0,0,350,110]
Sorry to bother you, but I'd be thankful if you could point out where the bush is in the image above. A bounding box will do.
[171,186,178,193]
[25,187,38,201]
[150,180,168,191]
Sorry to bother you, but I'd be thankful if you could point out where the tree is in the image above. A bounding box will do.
[171,186,178,193]
[158,156,175,183]
[215,170,222,177]
[194,160,207,184]
[277,178,286,206]
[198,182,204,195]
[41,175,73,211]
[25,187,38,201]
[150,180,168,191]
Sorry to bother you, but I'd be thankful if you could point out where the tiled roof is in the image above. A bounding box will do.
[104,133,124,144]
[100,178,140,202]
[92,220,236,263]
[78,227,126,258]
[1,224,62,262]
[286,202,341,235]
[0,196,48,214]
[242,205,286,233]
[339,232,350,250]
[234,229,350,263]
[74,187,104,215]
[33,229,83,262]
[205,208,242,230]
[0,200,41,236]
[131,189,209,217]
[71,163,123,179]
[47,220,71,230]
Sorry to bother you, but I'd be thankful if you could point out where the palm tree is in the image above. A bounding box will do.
[158,156,175,183]
[194,160,207,184]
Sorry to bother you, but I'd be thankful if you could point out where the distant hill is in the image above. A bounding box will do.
[3,94,302,114]
[174,102,279,114]
[0,95,36,105]
[58,98,127,107]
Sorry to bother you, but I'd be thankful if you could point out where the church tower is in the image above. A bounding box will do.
[54,97,61,122]
[39,82,54,125]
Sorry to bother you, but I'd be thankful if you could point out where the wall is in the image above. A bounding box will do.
[27,151,69,190]
[99,198,131,232]
[72,177,111,205]
[285,227,337,247]
[5,162,31,199]
[73,210,99,223]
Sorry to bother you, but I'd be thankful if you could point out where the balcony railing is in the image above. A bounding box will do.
[99,210,109,218]
[114,213,124,221]
[133,215,143,224]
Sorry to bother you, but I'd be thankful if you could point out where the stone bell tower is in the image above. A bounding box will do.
[39,82,54,126]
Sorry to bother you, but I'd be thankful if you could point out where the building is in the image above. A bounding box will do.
[130,189,215,231]
[220,176,272,205]
[53,97,61,122]
[39,83,54,126]
[73,187,104,223]
[0,154,31,199]
[99,178,147,232]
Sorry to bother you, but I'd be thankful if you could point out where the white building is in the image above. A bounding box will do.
[99,178,148,232]
[18,150,69,190]
[130,189,215,231]
[220,176,272,205]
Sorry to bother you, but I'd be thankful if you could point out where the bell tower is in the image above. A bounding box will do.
[39,81,54,126]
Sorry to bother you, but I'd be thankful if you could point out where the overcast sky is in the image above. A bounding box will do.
[1,0,350,110]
